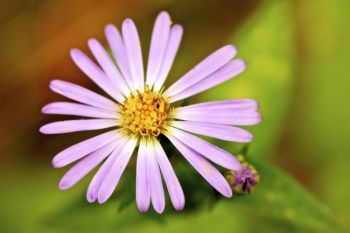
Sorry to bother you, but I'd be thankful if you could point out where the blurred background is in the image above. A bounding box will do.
[0,0,349,232]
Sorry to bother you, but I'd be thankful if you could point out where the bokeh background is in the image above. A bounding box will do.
[0,0,349,232]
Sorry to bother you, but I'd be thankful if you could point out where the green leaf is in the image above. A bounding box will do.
[230,159,343,233]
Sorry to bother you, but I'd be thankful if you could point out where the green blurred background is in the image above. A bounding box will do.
[0,0,349,232]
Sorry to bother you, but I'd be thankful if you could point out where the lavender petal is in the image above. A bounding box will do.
[59,140,119,190]
[165,134,232,197]
[97,138,137,203]
[165,45,237,97]
[104,24,133,90]
[169,59,246,103]
[169,121,253,142]
[42,102,119,119]
[86,136,128,203]
[49,80,118,111]
[147,139,165,213]
[177,99,258,112]
[153,24,183,92]
[154,140,185,211]
[169,126,240,170]
[146,11,171,88]
[122,19,144,91]
[136,139,151,212]
[70,48,125,103]
[40,119,120,134]
[51,130,120,168]
[171,108,261,125]
[88,38,131,96]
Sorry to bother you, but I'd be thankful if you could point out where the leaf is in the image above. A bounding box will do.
[230,159,343,233]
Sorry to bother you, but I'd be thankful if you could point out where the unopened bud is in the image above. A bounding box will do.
[225,155,260,194]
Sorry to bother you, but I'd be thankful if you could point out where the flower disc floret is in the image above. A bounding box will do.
[120,86,169,137]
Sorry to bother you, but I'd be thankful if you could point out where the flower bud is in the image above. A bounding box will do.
[225,155,260,194]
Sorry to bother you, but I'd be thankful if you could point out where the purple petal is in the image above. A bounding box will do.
[42,102,119,119]
[147,140,165,213]
[122,19,144,91]
[87,38,131,96]
[165,134,232,197]
[51,130,120,168]
[49,80,117,111]
[97,138,137,203]
[171,108,261,125]
[59,140,119,190]
[136,139,151,212]
[146,11,171,88]
[86,136,128,203]
[104,24,133,90]
[169,121,253,142]
[178,99,258,112]
[70,48,125,102]
[39,119,120,134]
[154,140,185,211]
[169,59,246,103]
[153,24,183,91]
[169,126,240,170]
[165,45,237,97]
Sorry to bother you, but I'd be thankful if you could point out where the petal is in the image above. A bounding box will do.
[51,130,120,168]
[49,80,117,111]
[177,99,258,112]
[122,19,144,91]
[97,138,137,203]
[169,121,253,142]
[147,139,165,213]
[42,102,119,119]
[86,136,128,202]
[170,108,261,125]
[104,24,133,90]
[136,139,151,212]
[154,140,185,211]
[70,48,125,103]
[165,134,232,197]
[59,140,119,190]
[39,119,120,134]
[164,45,237,98]
[146,11,171,88]
[87,38,131,96]
[169,59,246,103]
[153,24,183,92]
[168,126,240,170]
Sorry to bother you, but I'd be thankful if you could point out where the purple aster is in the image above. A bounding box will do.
[40,11,261,213]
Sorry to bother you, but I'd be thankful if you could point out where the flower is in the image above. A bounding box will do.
[225,156,260,194]
[40,11,261,213]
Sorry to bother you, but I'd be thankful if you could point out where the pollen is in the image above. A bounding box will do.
[119,86,170,137]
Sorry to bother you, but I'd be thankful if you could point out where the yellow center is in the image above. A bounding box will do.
[119,86,170,137]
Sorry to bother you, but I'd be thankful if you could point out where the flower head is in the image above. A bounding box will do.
[40,11,261,213]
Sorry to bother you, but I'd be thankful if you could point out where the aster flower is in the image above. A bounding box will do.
[40,11,261,213]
